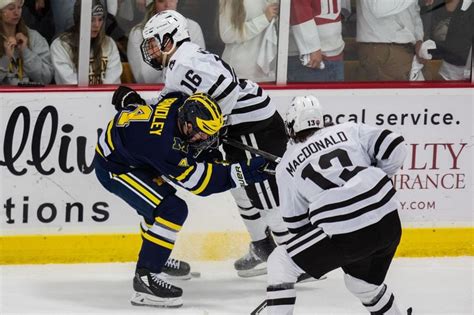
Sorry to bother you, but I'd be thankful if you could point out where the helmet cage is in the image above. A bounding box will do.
[186,129,221,153]
[141,10,189,71]
[140,37,163,70]
[140,30,177,71]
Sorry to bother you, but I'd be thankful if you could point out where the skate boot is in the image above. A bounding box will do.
[131,268,183,308]
[160,258,191,280]
[234,231,276,277]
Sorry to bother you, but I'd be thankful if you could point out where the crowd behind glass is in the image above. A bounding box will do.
[0,0,472,86]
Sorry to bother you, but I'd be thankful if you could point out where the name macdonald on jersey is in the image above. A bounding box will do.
[286,131,348,177]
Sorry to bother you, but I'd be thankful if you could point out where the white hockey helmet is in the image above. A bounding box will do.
[141,10,190,70]
[285,95,324,138]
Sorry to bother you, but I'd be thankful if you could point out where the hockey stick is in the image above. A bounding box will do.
[221,137,282,164]
[250,300,267,315]
[250,275,328,314]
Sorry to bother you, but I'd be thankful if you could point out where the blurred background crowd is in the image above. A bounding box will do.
[1,0,472,86]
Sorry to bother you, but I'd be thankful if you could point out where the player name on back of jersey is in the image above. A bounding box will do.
[286,130,348,177]
[150,98,176,136]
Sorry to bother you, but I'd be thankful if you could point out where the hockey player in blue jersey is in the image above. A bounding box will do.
[93,91,269,308]
[138,9,292,278]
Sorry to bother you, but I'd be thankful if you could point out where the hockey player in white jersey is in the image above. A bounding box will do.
[136,9,292,277]
[265,95,410,314]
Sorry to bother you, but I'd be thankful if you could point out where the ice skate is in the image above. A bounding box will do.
[234,232,276,277]
[131,268,183,308]
[160,258,191,280]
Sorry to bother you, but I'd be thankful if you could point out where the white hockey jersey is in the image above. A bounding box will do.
[161,41,276,126]
[276,122,407,236]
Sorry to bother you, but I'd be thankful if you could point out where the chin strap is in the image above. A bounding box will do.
[161,38,177,69]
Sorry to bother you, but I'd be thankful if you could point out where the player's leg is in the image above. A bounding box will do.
[139,216,191,280]
[95,166,187,307]
[266,225,338,314]
[266,246,303,314]
[267,214,400,314]
[224,113,290,277]
[238,112,290,245]
[230,187,275,277]
[132,193,188,308]
[342,211,405,315]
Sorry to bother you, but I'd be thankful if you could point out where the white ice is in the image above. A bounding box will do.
[1,257,472,314]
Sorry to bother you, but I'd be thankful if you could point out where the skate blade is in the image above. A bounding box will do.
[130,292,183,308]
[236,267,267,278]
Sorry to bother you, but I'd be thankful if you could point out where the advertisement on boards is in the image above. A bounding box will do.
[271,88,473,227]
[0,88,472,236]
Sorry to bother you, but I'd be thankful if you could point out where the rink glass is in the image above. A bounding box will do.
[3,0,472,87]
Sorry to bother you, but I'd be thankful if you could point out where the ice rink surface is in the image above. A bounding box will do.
[1,257,472,315]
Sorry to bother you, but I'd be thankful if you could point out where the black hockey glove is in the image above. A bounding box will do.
[230,157,269,187]
[111,86,146,111]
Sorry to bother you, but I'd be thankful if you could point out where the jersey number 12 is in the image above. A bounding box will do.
[301,148,365,190]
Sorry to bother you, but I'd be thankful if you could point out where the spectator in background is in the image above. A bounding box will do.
[50,0,75,37]
[178,0,224,55]
[288,0,346,82]
[219,0,279,82]
[356,0,430,81]
[427,0,473,80]
[21,0,55,44]
[127,0,205,83]
[50,0,122,85]
[0,0,53,85]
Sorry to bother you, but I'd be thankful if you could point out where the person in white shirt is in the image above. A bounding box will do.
[265,95,409,315]
[219,0,279,82]
[50,0,122,85]
[0,0,53,85]
[356,0,432,81]
[127,0,205,83]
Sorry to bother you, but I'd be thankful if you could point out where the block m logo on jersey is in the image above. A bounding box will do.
[173,137,188,154]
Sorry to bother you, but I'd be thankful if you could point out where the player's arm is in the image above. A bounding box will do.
[359,124,407,177]
[276,163,312,234]
[166,157,269,197]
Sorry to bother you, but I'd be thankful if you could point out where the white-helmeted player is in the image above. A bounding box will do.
[265,95,410,314]
[139,10,290,276]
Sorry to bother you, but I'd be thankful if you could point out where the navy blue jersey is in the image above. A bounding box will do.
[95,92,235,196]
